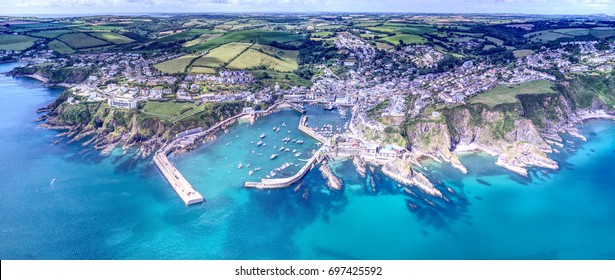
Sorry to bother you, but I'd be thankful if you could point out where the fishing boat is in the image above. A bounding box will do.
[270,154,278,159]
[260,133,266,138]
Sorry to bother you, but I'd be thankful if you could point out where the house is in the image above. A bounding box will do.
[108,97,137,109]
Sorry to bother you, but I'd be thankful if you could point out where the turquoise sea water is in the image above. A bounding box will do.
[1,62,615,259]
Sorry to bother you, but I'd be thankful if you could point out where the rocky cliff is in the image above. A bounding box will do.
[40,95,245,157]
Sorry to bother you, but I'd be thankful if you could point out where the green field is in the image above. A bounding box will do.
[183,33,221,47]
[590,27,615,39]
[8,23,70,33]
[0,35,39,51]
[525,30,573,42]
[89,32,134,44]
[58,33,109,49]
[158,29,211,43]
[189,66,217,74]
[381,34,426,45]
[552,28,590,36]
[74,25,125,31]
[311,31,334,38]
[470,80,556,107]
[485,36,504,46]
[252,44,298,60]
[48,40,75,54]
[154,55,199,74]
[188,29,304,52]
[29,29,73,39]
[192,42,252,68]
[513,49,535,58]
[141,101,197,121]
[227,48,298,72]
[394,25,436,35]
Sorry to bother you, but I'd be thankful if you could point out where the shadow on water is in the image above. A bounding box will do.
[219,169,350,259]
[476,178,492,186]
[314,247,359,260]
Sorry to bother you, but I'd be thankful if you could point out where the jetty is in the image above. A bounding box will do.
[298,115,328,143]
[244,147,326,189]
[153,151,203,205]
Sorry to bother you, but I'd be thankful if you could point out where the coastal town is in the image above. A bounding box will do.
[2,13,615,204]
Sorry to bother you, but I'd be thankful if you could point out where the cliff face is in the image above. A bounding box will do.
[406,103,557,176]
[405,120,467,173]
[42,97,245,157]
[12,65,93,85]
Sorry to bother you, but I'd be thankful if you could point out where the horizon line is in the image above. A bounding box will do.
[1,11,614,17]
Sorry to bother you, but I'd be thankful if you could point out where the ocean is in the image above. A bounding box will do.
[1,62,615,259]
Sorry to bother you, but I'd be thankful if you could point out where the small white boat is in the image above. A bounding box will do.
[238,163,243,169]
[279,146,285,151]
[254,167,261,171]
[282,122,286,127]
[257,141,263,146]
[248,170,254,176]
[260,133,266,138]
[270,154,278,159]
[285,148,290,152]
[294,152,301,157]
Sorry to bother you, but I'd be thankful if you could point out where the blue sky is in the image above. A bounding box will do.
[0,0,613,15]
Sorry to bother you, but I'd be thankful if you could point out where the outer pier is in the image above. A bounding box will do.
[153,151,204,205]
[244,147,326,189]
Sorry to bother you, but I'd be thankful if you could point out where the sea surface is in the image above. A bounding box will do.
[1,62,615,259]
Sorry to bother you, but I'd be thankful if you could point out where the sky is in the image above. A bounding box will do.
[0,0,613,15]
